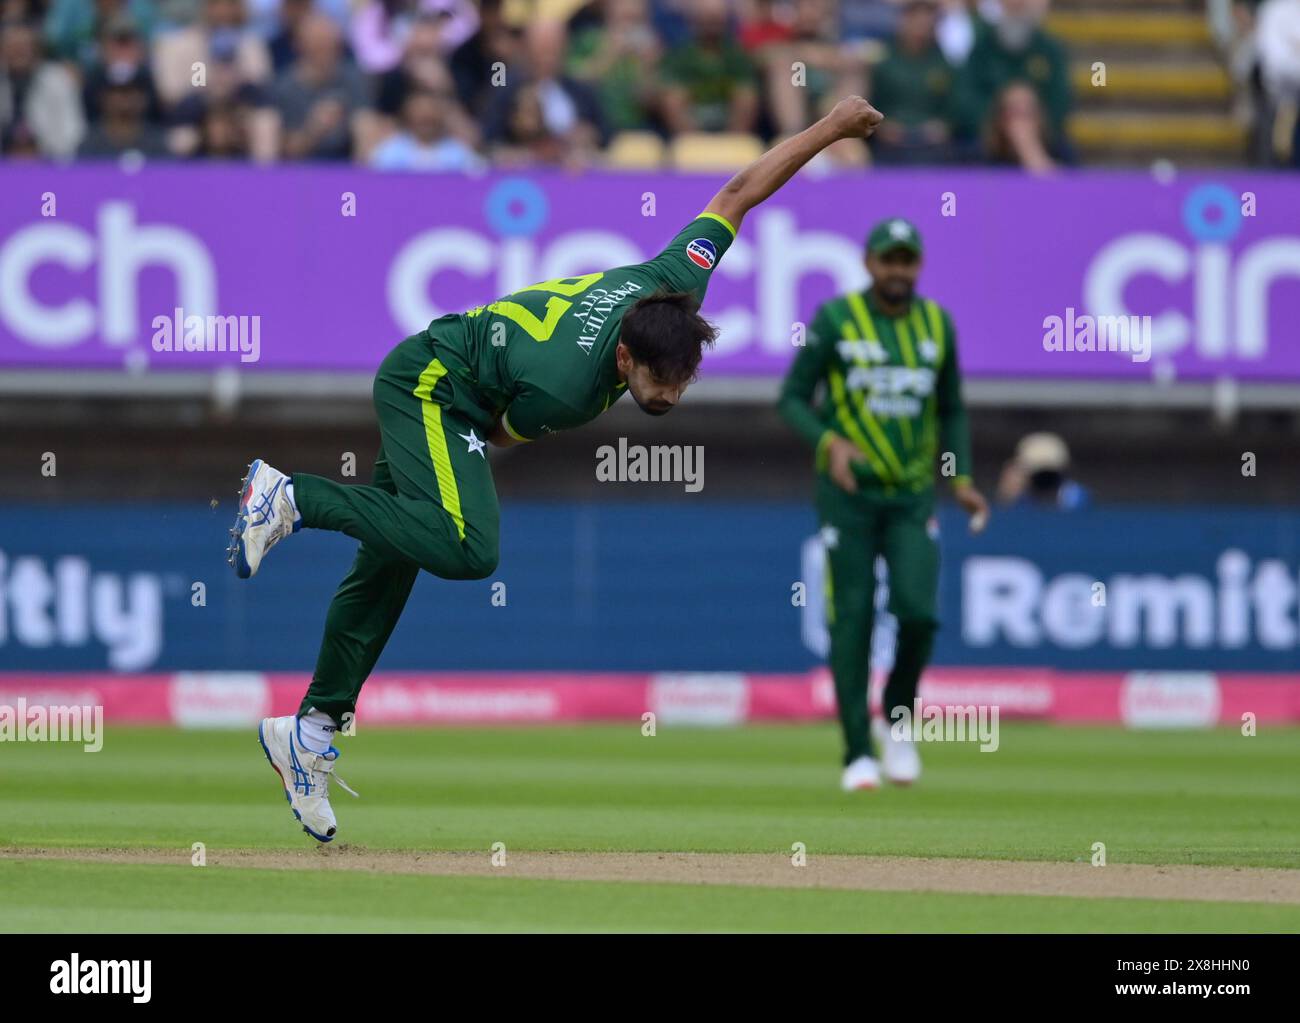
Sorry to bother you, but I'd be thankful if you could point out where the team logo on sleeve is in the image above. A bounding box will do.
[686,237,717,269]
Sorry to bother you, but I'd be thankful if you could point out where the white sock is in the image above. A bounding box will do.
[297,709,336,754]
[285,481,302,526]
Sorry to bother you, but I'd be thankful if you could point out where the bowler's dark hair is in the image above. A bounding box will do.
[619,291,719,384]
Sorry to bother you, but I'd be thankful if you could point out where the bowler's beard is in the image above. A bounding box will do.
[633,393,673,416]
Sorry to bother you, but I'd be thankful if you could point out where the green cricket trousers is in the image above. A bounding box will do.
[817,477,941,764]
[289,335,500,726]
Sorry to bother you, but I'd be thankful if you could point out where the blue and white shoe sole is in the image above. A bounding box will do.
[257,719,334,844]
[227,459,262,580]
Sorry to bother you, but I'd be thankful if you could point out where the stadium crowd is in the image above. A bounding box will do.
[0,0,1085,169]
[0,0,1294,170]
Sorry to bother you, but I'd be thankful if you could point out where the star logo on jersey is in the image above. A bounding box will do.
[819,525,840,550]
[919,338,939,363]
[460,429,486,458]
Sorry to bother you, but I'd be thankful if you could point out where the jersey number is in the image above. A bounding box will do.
[476,273,605,342]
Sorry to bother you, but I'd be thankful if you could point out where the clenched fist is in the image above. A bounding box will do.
[827,95,885,140]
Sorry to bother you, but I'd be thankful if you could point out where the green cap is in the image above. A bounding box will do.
[866,217,923,257]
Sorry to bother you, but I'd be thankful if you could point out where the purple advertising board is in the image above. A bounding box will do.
[1,165,1297,380]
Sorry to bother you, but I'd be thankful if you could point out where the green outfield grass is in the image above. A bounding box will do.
[2,723,1298,932]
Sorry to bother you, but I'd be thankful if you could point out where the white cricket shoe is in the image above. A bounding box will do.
[228,458,298,579]
[873,718,922,785]
[840,755,881,792]
[257,715,358,843]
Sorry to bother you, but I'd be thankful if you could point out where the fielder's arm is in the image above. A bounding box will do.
[703,95,883,233]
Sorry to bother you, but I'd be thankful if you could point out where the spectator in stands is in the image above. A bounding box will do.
[370,31,476,157]
[934,0,995,67]
[997,432,1089,510]
[490,80,577,166]
[196,98,250,156]
[370,84,482,170]
[565,0,662,134]
[838,0,901,41]
[869,0,956,164]
[447,0,520,119]
[43,0,156,67]
[983,79,1058,171]
[349,0,477,75]
[152,0,272,110]
[267,0,311,73]
[167,22,277,160]
[82,12,160,123]
[660,0,759,134]
[0,17,85,157]
[953,0,1071,159]
[738,0,793,52]
[1255,0,1300,166]
[483,19,607,153]
[765,0,869,145]
[78,65,169,157]
[271,11,370,160]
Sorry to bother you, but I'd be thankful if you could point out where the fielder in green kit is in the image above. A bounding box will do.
[227,96,887,843]
[779,216,989,792]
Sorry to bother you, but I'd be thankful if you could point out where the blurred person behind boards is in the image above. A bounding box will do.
[369,85,483,170]
[489,78,591,167]
[837,0,901,41]
[447,0,521,119]
[271,10,370,160]
[565,0,662,134]
[952,0,1071,158]
[167,20,277,160]
[933,0,1000,67]
[482,18,608,153]
[0,18,85,157]
[78,65,170,156]
[372,13,478,150]
[738,0,794,51]
[997,432,1089,510]
[983,78,1059,171]
[349,0,478,75]
[779,217,989,792]
[764,0,870,165]
[195,97,250,156]
[659,0,759,134]
[1256,0,1300,165]
[82,12,161,123]
[151,0,272,109]
[869,0,957,164]
[43,0,156,66]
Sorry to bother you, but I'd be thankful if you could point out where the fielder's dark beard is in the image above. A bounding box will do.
[877,279,914,305]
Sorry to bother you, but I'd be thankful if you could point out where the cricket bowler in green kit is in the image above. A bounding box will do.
[226,96,887,842]
[779,216,989,792]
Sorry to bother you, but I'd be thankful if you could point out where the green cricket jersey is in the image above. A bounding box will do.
[779,289,972,493]
[420,211,736,440]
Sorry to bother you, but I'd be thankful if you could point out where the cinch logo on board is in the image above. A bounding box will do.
[0,202,216,349]
[1083,183,1300,362]
[685,237,717,269]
